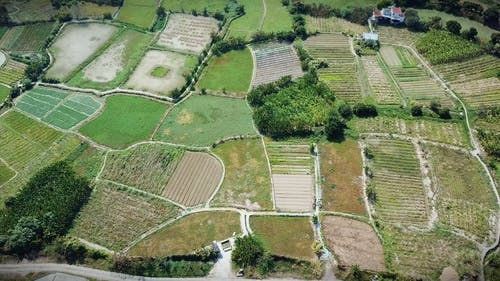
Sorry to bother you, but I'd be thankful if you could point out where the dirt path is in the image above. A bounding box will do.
[258,0,267,31]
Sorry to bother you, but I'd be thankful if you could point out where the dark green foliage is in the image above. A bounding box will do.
[25,54,50,81]
[212,36,246,56]
[113,256,213,277]
[232,235,265,267]
[405,8,424,31]
[3,217,44,257]
[461,1,483,22]
[151,7,167,32]
[292,15,307,39]
[353,103,378,118]
[411,103,423,116]
[171,88,182,100]
[338,103,353,120]
[462,27,478,41]
[236,5,245,16]
[483,8,499,30]
[446,20,461,35]
[377,0,392,10]
[0,5,10,25]
[477,128,499,158]
[295,45,312,71]
[438,0,461,15]
[325,109,345,142]
[427,16,443,30]
[247,83,279,107]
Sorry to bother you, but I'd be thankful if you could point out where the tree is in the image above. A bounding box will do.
[338,103,353,120]
[427,16,443,30]
[377,0,392,10]
[411,103,423,116]
[232,236,264,267]
[446,20,462,35]
[405,8,422,31]
[438,0,461,15]
[236,5,245,16]
[171,88,182,100]
[461,1,483,21]
[4,217,44,257]
[463,27,478,41]
[430,100,441,113]
[0,5,10,25]
[325,109,345,141]
[353,103,378,118]
[483,8,499,30]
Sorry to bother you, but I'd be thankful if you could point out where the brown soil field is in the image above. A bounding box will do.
[83,41,125,82]
[322,216,386,272]
[273,174,314,212]
[163,152,223,207]
[157,13,218,54]
[319,140,366,215]
[125,50,190,95]
[46,23,117,80]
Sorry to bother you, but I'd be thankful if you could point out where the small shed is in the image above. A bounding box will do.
[363,32,379,42]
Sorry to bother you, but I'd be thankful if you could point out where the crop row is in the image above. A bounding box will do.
[1,23,56,53]
[252,43,303,86]
[0,60,26,85]
[267,143,312,175]
[435,55,500,83]
[362,56,400,105]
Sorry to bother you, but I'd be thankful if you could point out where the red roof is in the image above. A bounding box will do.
[373,10,382,16]
[392,7,402,14]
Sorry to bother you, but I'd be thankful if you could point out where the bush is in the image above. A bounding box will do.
[446,20,461,35]
[325,109,345,141]
[232,235,264,267]
[353,103,377,118]
[411,103,423,116]
[338,102,353,120]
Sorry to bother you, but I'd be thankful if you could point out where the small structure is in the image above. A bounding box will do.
[363,32,379,42]
[371,5,405,24]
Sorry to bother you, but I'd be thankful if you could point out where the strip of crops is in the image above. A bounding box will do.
[416,30,483,64]
[0,60,26,85]
[361,56,400,104]
[251,43,303,86]
[434,55,500,83]
[2,23,56,53]
[266,142,312,175]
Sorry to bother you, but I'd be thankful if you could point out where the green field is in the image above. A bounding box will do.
[301,0,376,8]
[128,211,241,256]
[154,94,256,147]
[162,0,229,13]
[197,48,253,94]
[16,87,101,129]
[65,142,105,180]
[212,139,272,209]
[262,0,292,33]
[250,216,316,260]
[0,23,56,53]
[0,60,26,86]
[80,95,168,148]
[228,0,263,39]
[68,29,153,90]
[116,0,157,29]
[0,84,9,101]
[0,161,15,186]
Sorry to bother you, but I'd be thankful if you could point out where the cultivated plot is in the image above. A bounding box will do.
[305,16,366,34]
[163,152,223,207]
[16,87,101,129]
[0,160,15,186]
[70,181,181,251]
[128,211,241,257]
[116,0,157,29]
[227,0,263,39]
[0,22,56,53]
[212,139,273,210]
[154,94,256,147]
[0,84,9,101]
[0,59,26,85]
[251,43,303,86]
[157,13,218,54]
[361,56,400,105]
[322,216,385,272]
[162,0,229,13]
[46,23,117,81]
[125,50,195,96]
[261,0,292,33]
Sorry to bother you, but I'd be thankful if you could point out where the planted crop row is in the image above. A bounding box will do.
[362,56,400,105]
[266,142,312,175]
[1,23,56,53]
[0,60,26,85]
[416,30,482,64]
[251,43,303,86]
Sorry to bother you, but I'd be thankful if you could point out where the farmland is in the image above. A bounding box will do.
[161,0,229,13]
[0,22,56,53]
[128,211,241,257]
[305,16,366,34]
[101,144,184,195]
[0,160,15,186]
[212,139,273,210]
[228,0,263,39]
[80,95,168,148]
[416,30,483,64]
[162,152,223,207]
[361,56,401,105]
[154,94,256,147]
[303,34,362,103]
[157,13,219,54]
[319,140,366,215]
[15,87,102,129]
[261,0,292,33]
[322,216,385,272]
[0,59,26,85]
[46,23,117,81]
[66,142,105,180]
[197,48,253,95]
[251,43,303,87]
[0,84,9,101]
[250,216,315,261]
[70,181,181,251]
[116,0,157,29]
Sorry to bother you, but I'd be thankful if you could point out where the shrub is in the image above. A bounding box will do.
[446,20,461,35]
[353,103,377,118]
[338,102,353,120]
[325,109,345,141]
[232,235,265,267]
[411,103,423,116]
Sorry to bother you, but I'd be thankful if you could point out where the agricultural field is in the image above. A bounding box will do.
[305,16,367,34]
[66,142,105,180]
[197,48,253,95]
[250,216,316,261]
[80,95,168,148]
[319,140,366,215]
[301,0,377,8]
[116,0,157,29]
[0,22,56,53]
[46,23,117,81]
[1,0,57,22]
[125,50,196,96]
[267,142,314,212]
[65,2,118,20]
[261,0,292,33]
[128,211,241,257]
[212,139,273,210]
[68,29,153,90]
[427,144,497,241]
[364,138,430,227]
[303,34,362,103]
[416,30,483,64]
[154,94,256,147]
[0,84,9,101]
[0,59,26,85]
[162,152,223,207]
[70,181,181,251]
[322,216,385,272]
[15,87,102,129]
[0,160,15,186]
[227,0,263,39]
[376,26,419,46]
[157,13,219,54]
[361,56,401,105]
[251,42,303,86]
[161,0,229,13]
[101,143,184,195]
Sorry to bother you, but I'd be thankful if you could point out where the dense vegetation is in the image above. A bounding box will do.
[416,30,483,63]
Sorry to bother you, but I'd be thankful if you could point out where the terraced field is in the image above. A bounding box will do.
[0,22,56,53]
[361,56,400,105]
[365,138,429,227]
[116,0,157,29]
[250,43,303,87]
[267,142,314,212]
[303,34,362,103]
[16,87,101,129]
[305,16,366,34]
[0,59,26,85]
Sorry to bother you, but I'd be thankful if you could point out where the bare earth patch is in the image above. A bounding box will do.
[83,42,125,82]
[322,216,386,272]
[47,23,116,80]
[273,174,314,212]
[125,50,189,95]
[157,13,218,54]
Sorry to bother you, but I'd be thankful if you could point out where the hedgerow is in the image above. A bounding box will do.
[416,30,483,64]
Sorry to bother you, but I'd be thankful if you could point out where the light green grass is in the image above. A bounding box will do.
[128,211,241,256]
[0,161,15,186]
[301,0,377,8]
[197,48,253,94]
[116,0,157,29]
[228,0,263,39]
[417,9,497,43]
[150,66,169,78]
[80,95,168,148]
[68,29,153,90]
[0,84,9,101]
[154,94,256,146]
[162,0,229,13]
[262,0,292,33]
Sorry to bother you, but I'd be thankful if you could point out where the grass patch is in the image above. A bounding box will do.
[228,0,263,40]
[197,48,253,94]
[65,142,105,180]
[154,94,256,147]
[301,0,377,8]
[319,140,366,215]
[162,0,229,13]
[128,211,240,257]
[212,138,272,209]
[0,84,9,101]
[262,0,292,33]
[80,95,168,148]
[150,66,169,78]
[0,161,15,186]
[250,216,316,261]
[116,0,157,29]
